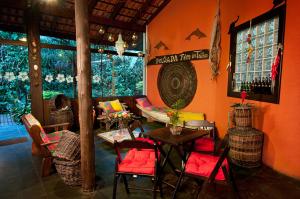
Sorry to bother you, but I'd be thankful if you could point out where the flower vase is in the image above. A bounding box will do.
[170,125,182,135]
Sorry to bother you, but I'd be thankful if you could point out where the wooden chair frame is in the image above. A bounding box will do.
[172,142,239,199]
[113,140,163,199]
[22,114,69,177]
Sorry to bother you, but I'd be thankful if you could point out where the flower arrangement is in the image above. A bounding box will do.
[166,99,185,126]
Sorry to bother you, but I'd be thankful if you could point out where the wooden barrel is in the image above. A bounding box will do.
[234,106,252,130]
[228,128,263,168]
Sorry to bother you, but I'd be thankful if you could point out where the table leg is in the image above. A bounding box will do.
[158,145,179,176]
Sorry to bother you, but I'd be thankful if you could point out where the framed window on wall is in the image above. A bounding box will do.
[227,5,286,103]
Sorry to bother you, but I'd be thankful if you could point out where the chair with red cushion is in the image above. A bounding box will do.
[184,120,218,154]
[171,141,238,199]
[113,139,162,199]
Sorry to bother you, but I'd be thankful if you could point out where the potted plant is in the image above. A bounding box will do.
[167,99,185,135]
[231,91,253,129]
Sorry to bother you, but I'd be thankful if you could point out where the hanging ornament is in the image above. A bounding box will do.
[98,26,105,35]
[45,74,54,83]
[66,75,73,83]
[56,74,65,83]
[246,20,254,64]
[138,52,144,57]
[271,44,283,93]
[107,53,112,59]
[115,33,125,56]
[98,47,104,54]
[132,32,138,41]
[226,55,232,72]
[131,42,137,47]
[108,33,114,42]
[18,72,29,81]
[123,41,128,49]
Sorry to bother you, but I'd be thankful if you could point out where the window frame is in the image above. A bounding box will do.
[227,5,286,104]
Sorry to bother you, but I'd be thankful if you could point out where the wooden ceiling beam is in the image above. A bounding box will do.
[146,0,171,25]
[39,6,145,32]
[131,0,153,24]
[88,0,98,14]
[110,0,126,19]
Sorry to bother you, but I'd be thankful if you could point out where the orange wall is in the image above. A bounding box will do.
[147,0,300,179]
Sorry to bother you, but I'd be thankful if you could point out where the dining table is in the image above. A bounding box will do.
[143,127,209,187]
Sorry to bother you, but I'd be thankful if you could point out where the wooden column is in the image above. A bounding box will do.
[75,0,95,192]
[26,1,44,123]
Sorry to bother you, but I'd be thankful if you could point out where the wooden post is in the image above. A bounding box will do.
[75,0,95,192]
[26,1,44,123]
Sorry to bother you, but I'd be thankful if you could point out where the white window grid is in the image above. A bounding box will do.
[233,16,279,92]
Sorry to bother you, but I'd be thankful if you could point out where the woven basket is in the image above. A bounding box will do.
[54,130,80,161]
[228,128,263,168]
[50,109,74,126]
[234,106,252,130]
[54,158,81,186]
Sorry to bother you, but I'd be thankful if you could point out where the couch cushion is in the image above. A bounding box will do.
[185,152,228,181]
[118,148,157,175]
[136,97,152,108]
[99,101,115,113]
[110,99,123,112]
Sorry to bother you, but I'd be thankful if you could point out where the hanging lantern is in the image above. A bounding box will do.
[98,26,105,35]
[132,32,138,41]
[115,33,125,56]
[131,42,137,47]
[123,41,128,49]
[107,53,112,59]
[108,33,114,42]
[138,52,144,57]
[98,47,104,54]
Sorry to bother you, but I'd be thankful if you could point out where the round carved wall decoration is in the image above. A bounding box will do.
[157,61,197,108]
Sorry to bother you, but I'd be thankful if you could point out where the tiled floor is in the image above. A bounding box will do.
[0,121,300,199]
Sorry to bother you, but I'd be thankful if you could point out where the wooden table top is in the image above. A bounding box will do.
[145,127,208,146]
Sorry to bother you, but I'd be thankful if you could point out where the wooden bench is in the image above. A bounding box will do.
[22,113,70,177]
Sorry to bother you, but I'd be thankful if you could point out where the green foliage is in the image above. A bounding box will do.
[167,99,185,125]
[43,91,63,99]
[0,32,145,123]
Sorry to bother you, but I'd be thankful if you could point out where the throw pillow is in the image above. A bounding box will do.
[110,99,123,112]
[136,97,152,107]
[99,101,115,113]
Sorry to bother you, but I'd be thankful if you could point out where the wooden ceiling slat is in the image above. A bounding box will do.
[110,0,126,19]
[146,0,170,24]
[131,0,153,24]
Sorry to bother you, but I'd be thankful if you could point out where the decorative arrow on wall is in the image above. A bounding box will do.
[185,28,206,40]
[154,41,169,50]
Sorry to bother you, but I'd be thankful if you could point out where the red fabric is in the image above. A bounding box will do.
[40,131,64,154]
[194,137,214,152]
[136,97,152,108]
[118,149,158,175]
[185,152,228,181]
[271,48,282,80]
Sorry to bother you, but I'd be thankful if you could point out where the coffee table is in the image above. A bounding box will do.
[97,128,140,144]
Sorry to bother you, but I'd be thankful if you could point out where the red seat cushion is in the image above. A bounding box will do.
[194,137,214,152]
[185,152,228,181]
[118,148,158,175]
[41,131,64,154]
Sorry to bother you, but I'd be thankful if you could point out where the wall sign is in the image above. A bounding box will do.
[147,49,209,65]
